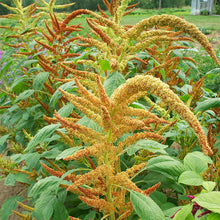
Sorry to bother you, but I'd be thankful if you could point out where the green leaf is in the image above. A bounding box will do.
[180,94,191,102]
[173,50,183,59]
[41,147,62,159]
[145,155,185,179]
[83,210,96,220]
[0,49,15,63]
[202,181,216,192]
[178,171,204,186]
[0,196,23,220]
[20,27,31,35]
[150,191,167,206]
[52,200,69,220]
[24,59,38,67]
[163,206,183,218]
[0,134,9,153]
[207,213,220,220]
[130,190,165,220]
[10,75,29,92]
[35,193,56,220]
[29,176,60,197]
[27,67,42,73]
[4,173,16,186]
[15,89,34,103]
[0,60,12,73]
[166,179,186,193]
[33,51,45,58]
[24,152,40,169]
[173,204,193,220]
[206,68,220,75]
[127,139,168,156]
[33,72,49,90]
[183,151,212,174]
[193,192,220,214]
[104,71,125,97]
[50,81,77,107]
[194,98,220,112]
[98,59,111,71]
[57,103,74,117]
[78,116,102,132]
[56,147,83,160]
[15,172,33,184]
[25,124,60,152]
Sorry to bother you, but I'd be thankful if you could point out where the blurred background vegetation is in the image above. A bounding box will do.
[0,0,192,15]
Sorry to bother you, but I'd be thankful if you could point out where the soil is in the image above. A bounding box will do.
[0,180,27,220]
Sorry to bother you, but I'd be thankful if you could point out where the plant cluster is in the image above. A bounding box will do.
[0,0,220,220]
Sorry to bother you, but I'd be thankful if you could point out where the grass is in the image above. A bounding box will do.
[121,7,220,32]
[0,7,220,35]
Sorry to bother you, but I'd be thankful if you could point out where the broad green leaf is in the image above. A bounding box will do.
[193,192,220,214]
[177,70,186,81]
[41,147,62,159]
[183,151,212,174]
[180,94,191,102]
[84,210,96,220]
[33,51,45,58]
[35,193,56,220]
[15,89,34,103]
[24,152,40,169]
[173,204,193,220]
[10,76,29,92]
[0,60,12,73]
[0,134,9,153]
[57,103,74,117]
[24,59,38,67]
[129,102,147,110]
[56,146,83,160]
[194,98,220,112]
[150,191,167,206]
[127,139,168,155]
[202,181,216,192]
[0,49,15,63]
[207,213,220,220]
[178,171,204,186]
[104,71,125,97]
[7,150,20,161]
[4,173,15,186]
[206,68,220,75]
[164,178,186,193]
[33,72,49,90]
[136,51,150,59]
[50,81,77,106]
[25,124,60,152]
[145,155,185,179]
[29,176,60,197]
[163,206,183,218]
[15,172,32,184]
[173,50,183,59]
[21,27,31,35]
[98,59,111,71]
[78,202,90,210]
[130,190,165,220]
[78,116,102,132]
[0,196,23,220]
[57,188,67,203]
[27,67,42,73]
[52,200,69,220]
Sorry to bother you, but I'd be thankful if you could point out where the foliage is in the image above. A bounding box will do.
[0,0,220,220]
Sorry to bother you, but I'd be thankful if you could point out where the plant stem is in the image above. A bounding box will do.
[104,152,115,220]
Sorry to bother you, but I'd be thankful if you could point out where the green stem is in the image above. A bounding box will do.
[104,152,115,220]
